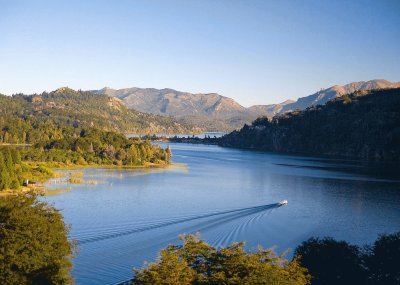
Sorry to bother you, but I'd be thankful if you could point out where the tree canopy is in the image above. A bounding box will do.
[294,233,400,285]
[133,234,311,285]
[294,237,365,285]
[0,194,73,284]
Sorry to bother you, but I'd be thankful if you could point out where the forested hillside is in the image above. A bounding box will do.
[0,88,174,191]
[219,88,400,161]
[0,87,195,134]
[0,116,171,191]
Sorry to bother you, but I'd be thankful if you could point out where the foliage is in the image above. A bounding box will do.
[0,194,73,285]
[133,234,311,285]
[0,147,23,190]
[219,88,400,160]
[364,232,400,285]
[294,232,400,285]
[20,126,172,167]
[294,237,365,285]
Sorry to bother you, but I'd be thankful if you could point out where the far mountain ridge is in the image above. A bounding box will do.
[280,79,400,113]
[94,79,400,131]
[96,87,254,131]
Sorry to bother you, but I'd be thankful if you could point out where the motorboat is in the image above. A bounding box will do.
[279,200,288,206]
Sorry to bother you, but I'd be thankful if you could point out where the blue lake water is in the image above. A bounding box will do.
[44,143,400,285]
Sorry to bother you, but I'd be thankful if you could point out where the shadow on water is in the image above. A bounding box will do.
[273,160,400,182]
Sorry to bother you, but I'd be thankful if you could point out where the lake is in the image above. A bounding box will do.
[44,143,400,285]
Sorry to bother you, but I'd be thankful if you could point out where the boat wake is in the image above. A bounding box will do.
[74,202,284,245]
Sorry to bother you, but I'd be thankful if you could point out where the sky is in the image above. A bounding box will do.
[0,0,399,106]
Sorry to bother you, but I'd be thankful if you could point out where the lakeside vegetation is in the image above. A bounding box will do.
[0,195,73,285]
[0,102,171,192]
[0,147,54,191]
[295,233,400,285]
[133,234,310,285]
[133,233,400,285]
[218,88,400,161]
[0,136,170,192]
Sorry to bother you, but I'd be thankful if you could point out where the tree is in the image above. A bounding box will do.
[0,194,74,285]
[294,237,366,285]
[364,232,400,285]
[133,234,310,285]
[134,249,195,285]
[0,151,12,190]
[11,148,22,164]
[127,145,139,165]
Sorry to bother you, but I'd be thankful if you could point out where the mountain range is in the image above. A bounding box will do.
[95,87,255,131]
[95,79,400,131]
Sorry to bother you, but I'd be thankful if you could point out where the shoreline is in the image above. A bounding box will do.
[0,162,170,196]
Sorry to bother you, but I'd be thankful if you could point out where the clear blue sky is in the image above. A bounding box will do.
[1,0,399,106]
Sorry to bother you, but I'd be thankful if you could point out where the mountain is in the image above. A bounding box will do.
[279,79,400,113]
[95,79,400,132]
[219,88,400,161]
[0,87,196,134]
[95,87,257,131]
[248,100,295,118]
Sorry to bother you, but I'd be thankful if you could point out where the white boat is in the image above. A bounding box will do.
[279,200,288,205]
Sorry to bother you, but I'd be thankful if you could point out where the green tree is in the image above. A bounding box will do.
[3,147,14,172]
[127,145,139,165]
[0,194,74,285]
[134,249,195,285]
[133,234,310,285]
[0,151,12,190]
[11,148,22,164]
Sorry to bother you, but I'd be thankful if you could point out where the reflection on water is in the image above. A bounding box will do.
[44,187,71,196]
[44,143,400,285]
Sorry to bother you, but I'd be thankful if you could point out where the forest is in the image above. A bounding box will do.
[219,88,400,161]
[0,125,171,191]
[0,91,172,191]
[132,232,400,285]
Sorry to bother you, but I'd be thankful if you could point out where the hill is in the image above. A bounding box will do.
[278,79,400,114]
[0,87,195,134]
[95,87,257,131]
[95,79,400,132]
[219,88,400,161]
